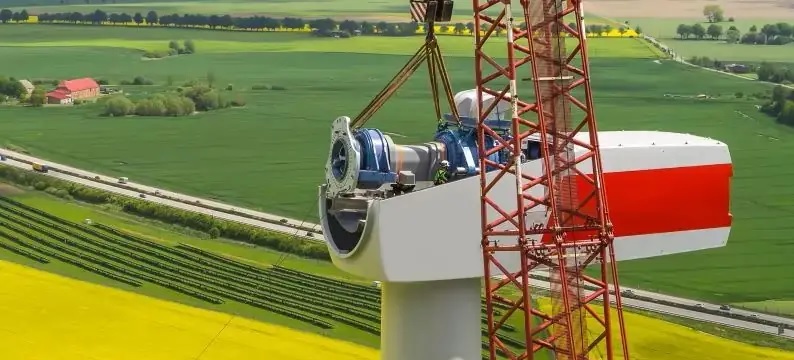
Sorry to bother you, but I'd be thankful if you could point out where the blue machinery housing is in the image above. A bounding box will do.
[345,114,545,189]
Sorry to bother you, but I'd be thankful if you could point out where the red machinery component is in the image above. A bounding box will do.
[474,0,631,359]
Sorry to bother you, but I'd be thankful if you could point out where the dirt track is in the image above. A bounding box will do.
[586,0,794,18]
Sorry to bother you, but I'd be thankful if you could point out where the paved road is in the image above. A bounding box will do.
[0,149,323,239]
[2,149,792,338]
[521,276,793,338]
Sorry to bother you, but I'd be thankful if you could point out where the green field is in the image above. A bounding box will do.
[0,24,792,307]
[618,17,794,62]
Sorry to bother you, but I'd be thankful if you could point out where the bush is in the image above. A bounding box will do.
[97,79,109,85]
[133,76,154,86]
[184,39,196,54]
[208,227,221,238]
[0,164,330,260]
[225,84,233,91]
[104,96,135,117]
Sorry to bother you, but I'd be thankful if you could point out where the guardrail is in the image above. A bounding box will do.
[0,153,324,239]
[528,274,792,332]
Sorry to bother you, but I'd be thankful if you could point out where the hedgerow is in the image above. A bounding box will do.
[0,165,330,260]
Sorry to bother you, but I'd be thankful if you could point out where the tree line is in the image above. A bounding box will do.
[3,8,641,38]
[104,84,244,117]
[0,164,330,260]
[675,23,793,45]
[0,76,47,107]
[15,8,424,36]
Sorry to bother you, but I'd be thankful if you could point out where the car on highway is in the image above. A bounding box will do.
[719,304,731,311]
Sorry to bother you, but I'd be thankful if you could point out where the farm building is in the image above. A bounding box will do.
[18,79,34,98]
[52,78,100,100]
[46,89,72,105]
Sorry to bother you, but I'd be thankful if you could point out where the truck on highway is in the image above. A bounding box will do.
[32,163,49,173]
[118,177,128,184]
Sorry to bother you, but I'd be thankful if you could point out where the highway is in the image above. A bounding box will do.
[523,276,793,339]
[0,149,323,239]
[1,148,791,339]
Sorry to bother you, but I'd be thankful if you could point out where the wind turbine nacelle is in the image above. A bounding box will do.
[320,93,733,282]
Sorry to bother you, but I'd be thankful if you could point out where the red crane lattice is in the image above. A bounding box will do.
[474,0,631,359]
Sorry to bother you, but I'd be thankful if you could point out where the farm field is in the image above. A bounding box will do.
[0,24,791,305]
[0,25,653,58]
[619,17,794,62]
[2,0,521,22]
[1,192,793,360]
[0,259,378,360]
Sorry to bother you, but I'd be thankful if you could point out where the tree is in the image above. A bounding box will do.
[757,62,776,82]
[618,26,628,37]
[133,12,143,25]
[634,26,642,35]
[0,78,26,99]
[0,9,12,23]
[749,25,757,33]
[338,20,360,34]
[603,24,613,35]
[29,89,46,107]
[725,28,740,43]
[706,24,723,39]
[184,39,195,54]
[168,40,180,52]
[692,23,706,39]
[703,5,724,23]
[145,10,158,26]
[676,24,692,39]
[453,22,465,35]
[19,9,29,22]
[777,23,793,37]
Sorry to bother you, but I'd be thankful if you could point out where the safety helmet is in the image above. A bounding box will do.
[441,160,450,167]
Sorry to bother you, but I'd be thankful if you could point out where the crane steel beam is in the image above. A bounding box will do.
[474,0,631,359]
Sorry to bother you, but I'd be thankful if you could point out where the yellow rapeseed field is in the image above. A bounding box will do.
[0,260,377,360]
[534,298,794,360]
[1,259,792,360]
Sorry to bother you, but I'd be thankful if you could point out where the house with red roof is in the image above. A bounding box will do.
[46,77,100,105]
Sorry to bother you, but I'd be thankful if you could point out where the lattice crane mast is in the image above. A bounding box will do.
[474,0,629,359]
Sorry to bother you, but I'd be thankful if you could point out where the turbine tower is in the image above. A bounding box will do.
[318,1,733,359]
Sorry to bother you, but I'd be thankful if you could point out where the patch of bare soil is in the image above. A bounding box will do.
[0,183,24,196]
[586,0,794,19]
